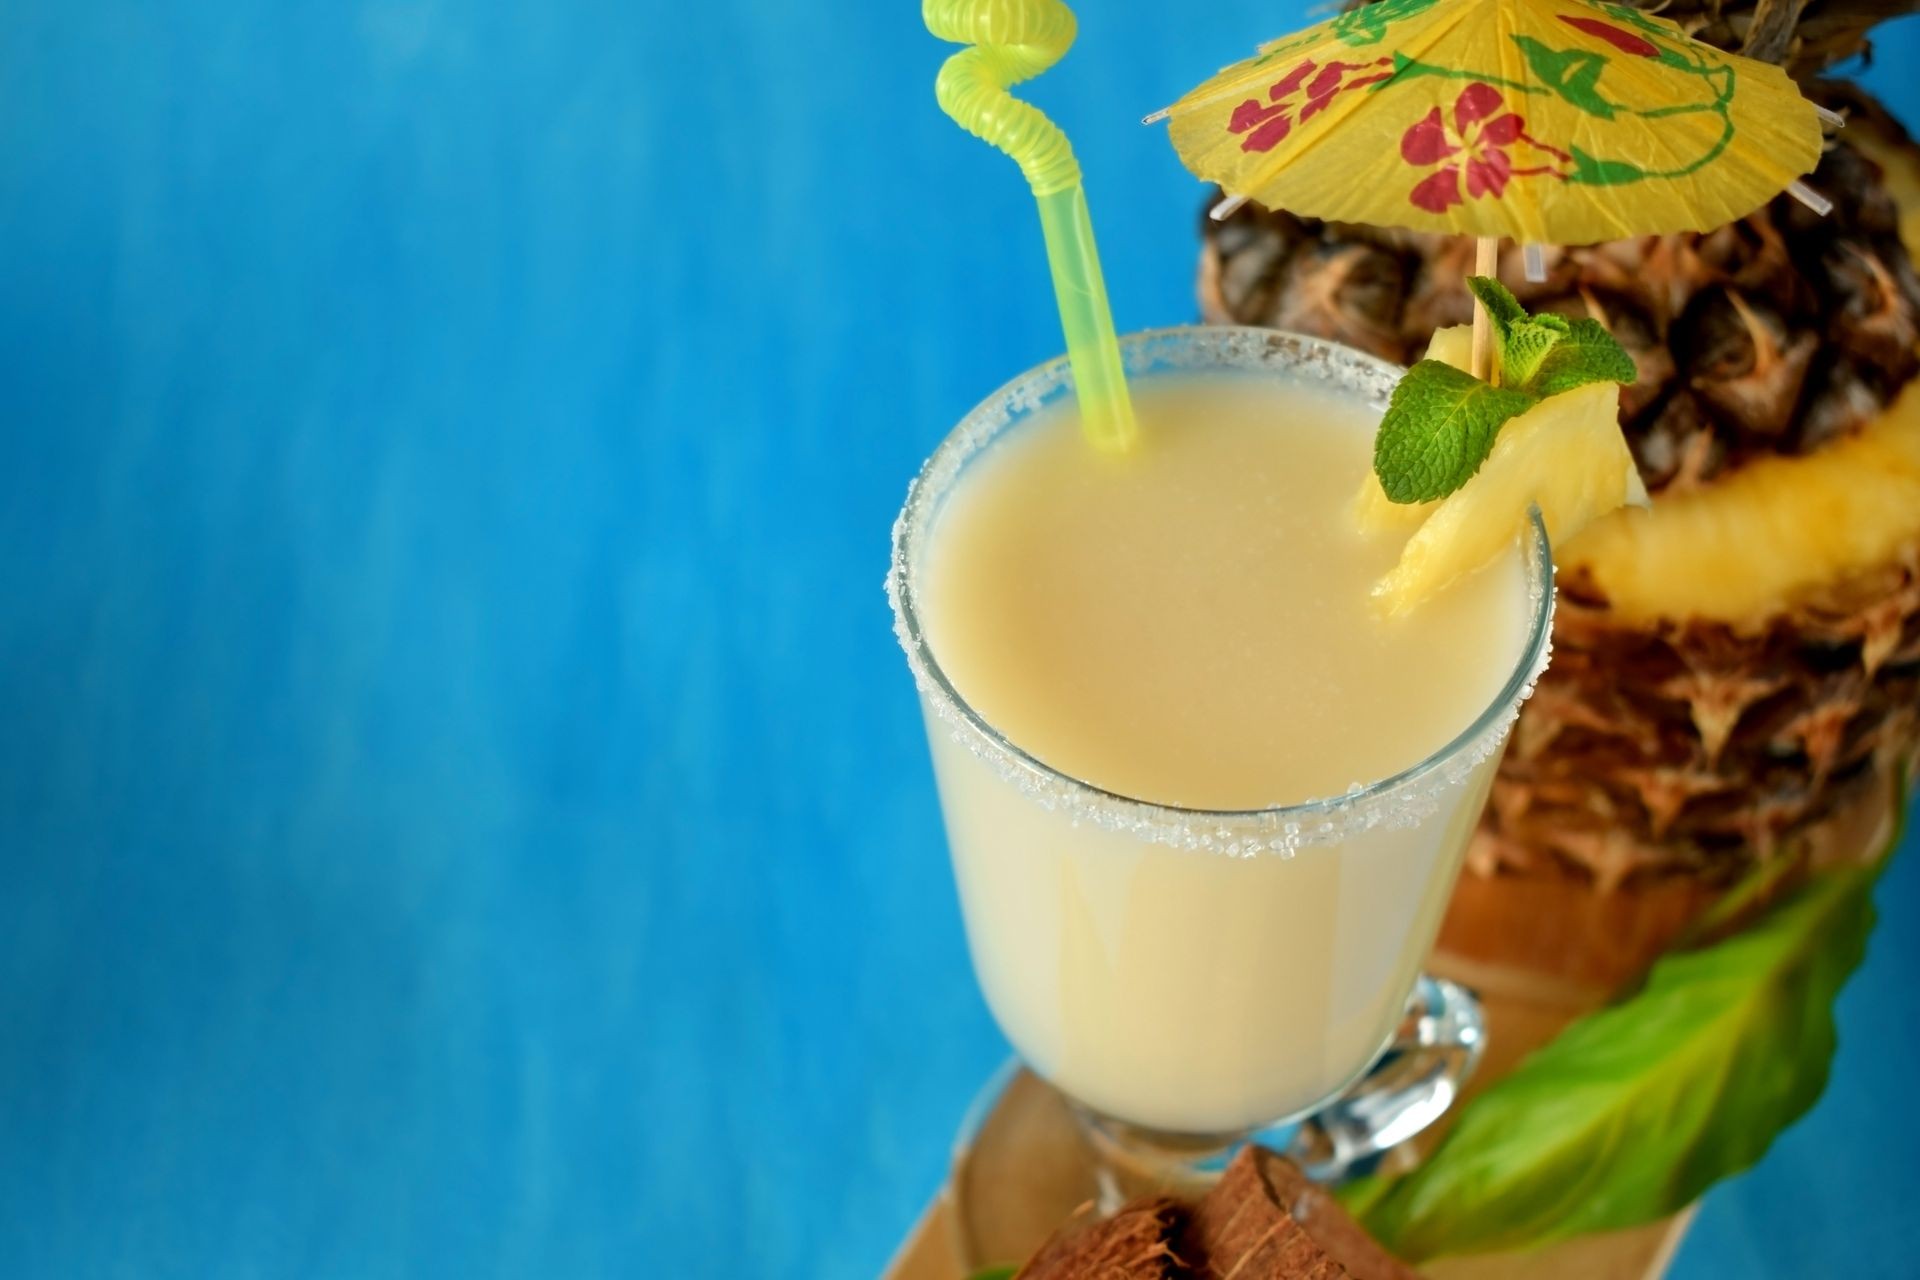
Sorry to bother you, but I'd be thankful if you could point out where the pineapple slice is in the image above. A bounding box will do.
[1374,381,1649,616]
[1560,126,1920,626]
[1564,376,1920,623]
[1422,324,1476,373]
[1353,468,1431,534]
[1351,325,1470,535]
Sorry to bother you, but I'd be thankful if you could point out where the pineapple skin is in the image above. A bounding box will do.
[1198,90,1920,890]
[1498,539,1920,890]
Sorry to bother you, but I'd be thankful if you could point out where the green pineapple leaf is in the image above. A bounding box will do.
[1343,858,1885,1263]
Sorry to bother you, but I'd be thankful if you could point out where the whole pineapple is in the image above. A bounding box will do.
[1202,47,1920,892]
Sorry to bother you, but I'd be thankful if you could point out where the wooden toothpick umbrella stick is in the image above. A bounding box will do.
[1470,236,1499,382]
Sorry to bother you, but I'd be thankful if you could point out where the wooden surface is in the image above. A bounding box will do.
[884,988,1625,1276]
[884,998,1690,1280]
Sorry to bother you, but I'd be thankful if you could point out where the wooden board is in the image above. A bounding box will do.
[882,980,1691,1280]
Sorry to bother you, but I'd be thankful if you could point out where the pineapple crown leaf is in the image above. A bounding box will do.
[1373,277,1637,503]
[1346,857,1884,1262]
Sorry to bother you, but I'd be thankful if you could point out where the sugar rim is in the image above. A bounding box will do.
[886,326,1555,856]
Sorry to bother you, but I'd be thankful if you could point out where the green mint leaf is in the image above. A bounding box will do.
[1373,360,1537,503]
[1527,316,1638,396]
[1465,276,1574,387]
[1498,323,1563,388]
[1464,275,1526,335]
[1349,853,1887,1263]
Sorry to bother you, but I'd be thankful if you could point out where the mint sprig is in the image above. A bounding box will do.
[1373,277,1636,503]
[1373,363,1535,503]
[1531,316,1639,396]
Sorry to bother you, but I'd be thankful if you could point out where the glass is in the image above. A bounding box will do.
[888,326,1553,1202]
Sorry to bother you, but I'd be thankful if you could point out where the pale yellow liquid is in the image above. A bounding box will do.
[916,373,1530,1133]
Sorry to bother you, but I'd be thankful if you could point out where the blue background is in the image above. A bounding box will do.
[3,2,1918,1276]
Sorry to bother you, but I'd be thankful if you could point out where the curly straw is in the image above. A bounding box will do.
[924,0,1137,451]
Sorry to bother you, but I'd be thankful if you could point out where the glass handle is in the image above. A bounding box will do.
[1282,974,1487,1183]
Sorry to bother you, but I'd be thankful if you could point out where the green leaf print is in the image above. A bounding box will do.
[1567,145,1648,186]
[1597,3,1676,40]
[1333,0,1440,47]
[1383,52,1542,96]
[1512,35,1617,119]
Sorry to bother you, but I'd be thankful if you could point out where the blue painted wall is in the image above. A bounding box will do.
[2,3,1916,1275]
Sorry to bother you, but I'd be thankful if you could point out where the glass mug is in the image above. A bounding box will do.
[888,327,1552,1203]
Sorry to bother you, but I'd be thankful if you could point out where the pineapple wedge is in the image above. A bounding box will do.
[1373,380,1649,616]
[1421,324,1475,373]
[1564,376,1920,623]
[1352,326,1471,535]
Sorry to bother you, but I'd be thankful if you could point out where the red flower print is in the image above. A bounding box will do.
[1398,83,1570,213]
[1228,56,1394,153]
[1558,15,1660,57]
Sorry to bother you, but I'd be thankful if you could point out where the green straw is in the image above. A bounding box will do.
[924,0,1138,452]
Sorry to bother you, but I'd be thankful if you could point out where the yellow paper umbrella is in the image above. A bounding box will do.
[1155,0,1826,247]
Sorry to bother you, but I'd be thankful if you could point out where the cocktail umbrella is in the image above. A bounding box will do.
[1151,0,1834,376]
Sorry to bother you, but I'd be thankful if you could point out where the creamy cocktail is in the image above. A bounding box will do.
[890,329,1552,1141]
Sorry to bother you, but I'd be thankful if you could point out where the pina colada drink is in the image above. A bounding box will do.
[891,331,1549,1138]
[922,377,1526,812]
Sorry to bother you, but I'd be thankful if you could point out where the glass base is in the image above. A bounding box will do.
[1072,974,1485,1209]
[1280,973,1486,1181]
